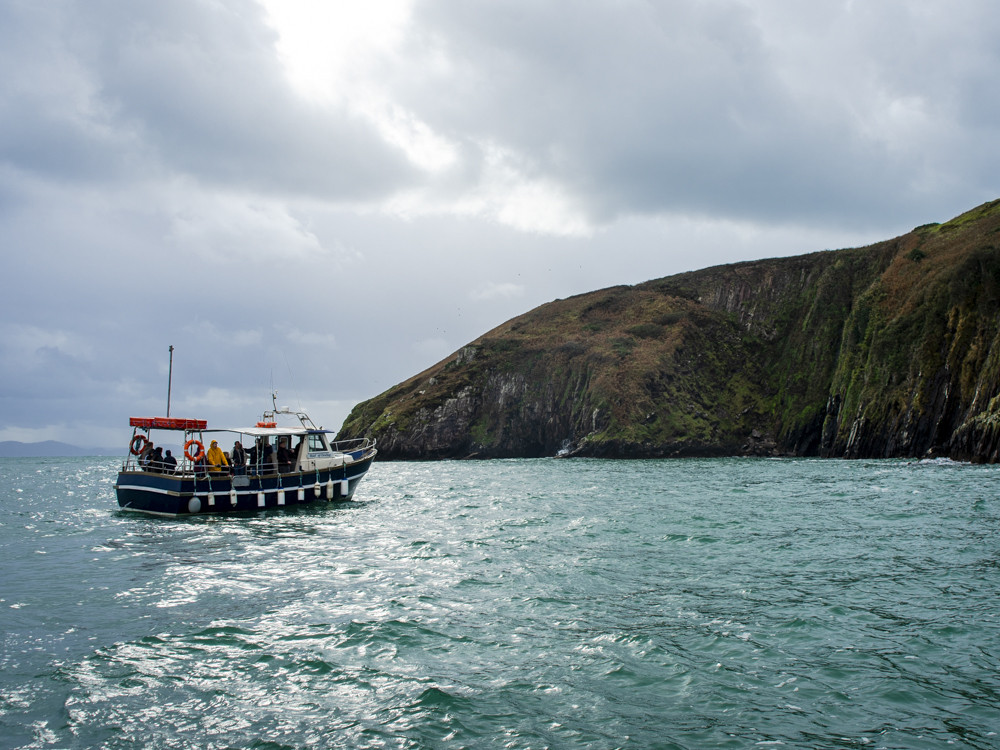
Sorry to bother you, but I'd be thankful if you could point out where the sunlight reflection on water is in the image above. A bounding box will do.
[1,457,999,748]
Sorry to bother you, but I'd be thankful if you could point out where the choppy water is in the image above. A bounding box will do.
[1,456,999,749]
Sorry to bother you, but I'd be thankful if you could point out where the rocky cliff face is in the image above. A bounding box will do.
[339,200,1000,462]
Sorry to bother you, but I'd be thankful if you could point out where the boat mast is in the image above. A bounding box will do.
[166,345,174,417]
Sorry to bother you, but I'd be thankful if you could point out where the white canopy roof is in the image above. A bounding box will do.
[206,426,333,438]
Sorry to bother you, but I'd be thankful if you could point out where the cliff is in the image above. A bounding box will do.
[339,200,1000,461]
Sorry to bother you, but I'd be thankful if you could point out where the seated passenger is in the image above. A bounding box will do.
[162,449,178,474]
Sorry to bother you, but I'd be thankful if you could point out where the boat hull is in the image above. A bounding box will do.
[114,455,375,517]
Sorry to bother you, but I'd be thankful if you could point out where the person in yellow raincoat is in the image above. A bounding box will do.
[206,439,229,471]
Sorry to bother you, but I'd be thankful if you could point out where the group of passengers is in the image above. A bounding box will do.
[137,444,177,473]
[140,436,299,475]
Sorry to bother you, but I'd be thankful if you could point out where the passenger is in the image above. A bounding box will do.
[277,438,295,473]
[150,446,165,472]
[231,441,247,475]
[246,439,259,472]
[162,449,178,474]
[194,451,209,474]
[139,441,155,470]
[206,439,229,471]
[261,439,277,473]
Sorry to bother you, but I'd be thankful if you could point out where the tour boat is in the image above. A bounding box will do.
[114,402,377,517]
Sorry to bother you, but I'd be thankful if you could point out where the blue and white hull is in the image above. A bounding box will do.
[115,455,375,516]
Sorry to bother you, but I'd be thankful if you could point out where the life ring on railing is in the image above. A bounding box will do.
[184,439,205,462]
[129,434,148,455]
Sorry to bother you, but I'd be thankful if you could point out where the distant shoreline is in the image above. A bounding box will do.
[0,441,121,458]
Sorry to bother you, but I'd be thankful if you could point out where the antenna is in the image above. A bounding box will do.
[166,345,174,417]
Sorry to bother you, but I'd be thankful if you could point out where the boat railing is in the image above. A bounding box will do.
[328,436,376,454]
[120,453,204,476]
[121,435,376,476]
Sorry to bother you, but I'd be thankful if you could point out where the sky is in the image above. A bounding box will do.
[2,0,999,449]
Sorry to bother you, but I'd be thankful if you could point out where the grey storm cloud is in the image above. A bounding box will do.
[0,0,416,197]
[388,0,1000,226]
[1,0,999,446]
[4,0,998,224]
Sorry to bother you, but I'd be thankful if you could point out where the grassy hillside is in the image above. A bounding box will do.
[340,200,1000,461]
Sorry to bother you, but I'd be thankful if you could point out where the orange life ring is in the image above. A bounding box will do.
[184,439,205,462]
[130,434,149,455]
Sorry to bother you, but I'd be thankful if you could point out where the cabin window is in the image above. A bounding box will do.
[308,434,328,452]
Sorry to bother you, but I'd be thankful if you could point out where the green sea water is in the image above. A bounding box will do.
[1,456,999,749]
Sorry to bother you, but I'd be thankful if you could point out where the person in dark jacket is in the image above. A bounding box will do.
[231,441,247,475]
[261,439,276,473]
[277,438,295,473]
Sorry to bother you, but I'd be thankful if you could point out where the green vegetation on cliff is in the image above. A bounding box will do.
[340,200,1000,461]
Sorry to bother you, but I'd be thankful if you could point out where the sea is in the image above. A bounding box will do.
[1,456,999,750]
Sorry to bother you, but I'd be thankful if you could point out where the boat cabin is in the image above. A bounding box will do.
[122,411,371,479]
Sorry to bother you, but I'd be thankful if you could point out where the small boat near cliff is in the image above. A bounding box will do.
[114,401,377,517]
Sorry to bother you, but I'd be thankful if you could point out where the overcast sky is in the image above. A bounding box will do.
[2,0,998,448]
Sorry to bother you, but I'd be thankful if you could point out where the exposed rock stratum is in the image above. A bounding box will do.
[339,200,1000,462]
